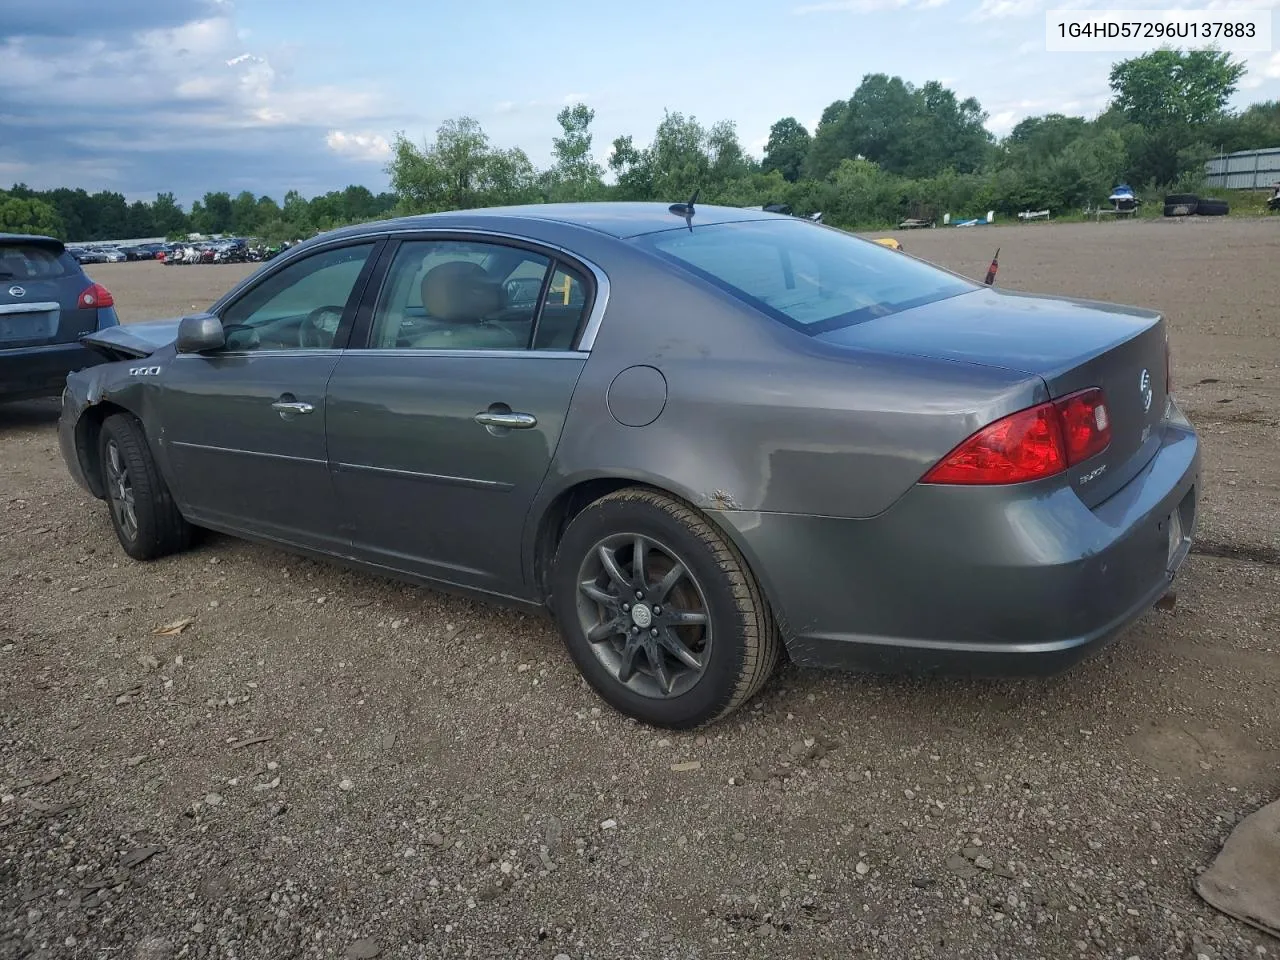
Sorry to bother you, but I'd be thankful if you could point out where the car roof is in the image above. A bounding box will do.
[325,202,793,243]
[0,233,65,253]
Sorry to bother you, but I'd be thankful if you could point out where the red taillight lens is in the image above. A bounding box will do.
[922,403,1066,484]
[1055,387,1111,465]
[78,282,114,309]
[923,388,1111,486]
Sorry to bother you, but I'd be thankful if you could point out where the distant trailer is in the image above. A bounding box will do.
[1017,209,1051,221]
[898,218,934,229]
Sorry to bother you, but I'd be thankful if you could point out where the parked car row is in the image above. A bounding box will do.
[161,238,292,265]
[65,239,293,266]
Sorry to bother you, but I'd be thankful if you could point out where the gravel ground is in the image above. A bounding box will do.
[2,219,1278,960]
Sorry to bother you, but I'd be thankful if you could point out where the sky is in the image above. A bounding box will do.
[3,0,1279,205]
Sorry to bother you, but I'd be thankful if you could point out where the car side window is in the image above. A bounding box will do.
[532,264,589,351]
[368,240,554,351]
[217,243,375,351]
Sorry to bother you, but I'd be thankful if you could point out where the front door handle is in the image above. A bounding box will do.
[272,400,314,415]
[474,411,537,429]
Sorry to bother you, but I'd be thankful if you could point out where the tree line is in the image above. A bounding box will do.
[3,48,1278,240]
[0,184,397,243]
[387,49,1278,229]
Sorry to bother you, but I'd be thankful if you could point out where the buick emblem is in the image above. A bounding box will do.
[7,285,25,298]
[1139,368,1152,413]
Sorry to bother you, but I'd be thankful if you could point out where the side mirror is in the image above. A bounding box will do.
[175,313,225,354]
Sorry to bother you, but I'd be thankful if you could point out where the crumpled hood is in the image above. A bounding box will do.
[81,318,181,360]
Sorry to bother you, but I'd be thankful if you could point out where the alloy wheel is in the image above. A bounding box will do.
[104,439,138,542]
[575,533,712,699]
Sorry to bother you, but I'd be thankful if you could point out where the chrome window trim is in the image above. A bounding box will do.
[229,227,612,353]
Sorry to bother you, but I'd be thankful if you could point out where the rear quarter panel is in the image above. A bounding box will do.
[538,243,1047,521]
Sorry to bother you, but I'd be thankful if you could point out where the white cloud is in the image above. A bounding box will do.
[970,0,1045,20]
[793,0,946,9]
[325,130,392,162]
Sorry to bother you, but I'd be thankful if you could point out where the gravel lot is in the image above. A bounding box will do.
[2,219,1278,960]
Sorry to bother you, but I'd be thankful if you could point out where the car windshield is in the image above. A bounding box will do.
[639,218,975,335]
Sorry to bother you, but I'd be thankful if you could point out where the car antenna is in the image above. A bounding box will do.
[668,189,699,231]
[984,247,1000,286]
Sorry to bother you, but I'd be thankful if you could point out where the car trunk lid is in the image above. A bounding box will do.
[817,287,1171,508]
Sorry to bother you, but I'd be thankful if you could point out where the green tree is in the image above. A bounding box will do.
[387,117,538,212]
[1109,48,1245,129]
[231,191,260,234]
[151,192,188,235]
[0,195,65,236]
[608,134,654,200]
[547,103,605,199]
[198,191,234,234]
[762,117,811,183]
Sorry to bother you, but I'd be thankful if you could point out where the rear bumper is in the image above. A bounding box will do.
[712,405,1201,676]
[0,341,104,401]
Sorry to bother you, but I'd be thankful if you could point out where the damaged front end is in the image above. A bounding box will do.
[80,318,181,362]
[60,318,181,498]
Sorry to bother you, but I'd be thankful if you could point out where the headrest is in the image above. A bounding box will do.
[421,261,504,323]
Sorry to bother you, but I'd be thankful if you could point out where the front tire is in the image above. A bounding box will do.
[551,488,779,729]
[98,413,193,561]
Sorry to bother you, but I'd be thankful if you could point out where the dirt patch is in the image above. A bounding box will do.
[3,219,1279,959]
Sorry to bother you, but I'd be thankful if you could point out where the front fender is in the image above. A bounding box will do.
[59,359,164,499]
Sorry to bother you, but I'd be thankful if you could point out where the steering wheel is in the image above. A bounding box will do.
[299,305,344,349]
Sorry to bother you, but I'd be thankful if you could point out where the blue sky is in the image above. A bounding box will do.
[2,0,1278,205]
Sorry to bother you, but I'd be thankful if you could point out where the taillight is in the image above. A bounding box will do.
[78,282,114,309]
[1055,388,1111,465]
[923,388,1111,485]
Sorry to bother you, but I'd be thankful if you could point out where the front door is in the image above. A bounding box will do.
[158,240,380,551]
[325,236,595,597]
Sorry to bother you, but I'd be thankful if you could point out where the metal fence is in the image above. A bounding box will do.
[1205,148,1280,189]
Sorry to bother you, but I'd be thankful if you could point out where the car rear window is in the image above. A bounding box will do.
[639,218,974,335]
[0,244,71,281]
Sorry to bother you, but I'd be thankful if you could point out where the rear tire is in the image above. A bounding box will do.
[1195,198,1229,216]
[550,488,780,729]
[98,413,193,561]
[1163,194,1198,217]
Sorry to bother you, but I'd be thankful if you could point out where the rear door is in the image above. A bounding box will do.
[325,234,597,596]
[0,239,96,348]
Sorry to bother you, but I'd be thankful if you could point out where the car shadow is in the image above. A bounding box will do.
[0,398,61,433]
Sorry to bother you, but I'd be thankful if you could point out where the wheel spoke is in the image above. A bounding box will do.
[659,631,703,671]
[597,545,631,591]
[646,641,673,695]
[616,636,642,683]
[632,535,648,589]
[665,609,708,627]
[653,562,685,603]
[586,616,626,644]
[579,580,616,608]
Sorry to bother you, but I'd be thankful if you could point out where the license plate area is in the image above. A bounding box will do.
[0,302,61,344]
[1165,487,1194,570]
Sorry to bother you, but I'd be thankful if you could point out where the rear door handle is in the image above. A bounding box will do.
[272,400,314,415]
[474,411,537,429]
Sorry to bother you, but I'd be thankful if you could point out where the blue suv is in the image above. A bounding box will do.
[1,233,120,402]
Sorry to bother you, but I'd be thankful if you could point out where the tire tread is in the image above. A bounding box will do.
[100,413,192,560]
[591,487,780,722]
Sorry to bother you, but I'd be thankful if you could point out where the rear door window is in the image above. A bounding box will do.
[0,244,71,281]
